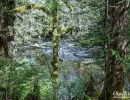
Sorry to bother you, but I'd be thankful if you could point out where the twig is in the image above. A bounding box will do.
[37,43,52,77]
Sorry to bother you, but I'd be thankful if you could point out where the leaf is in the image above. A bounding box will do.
[111,49,116,55]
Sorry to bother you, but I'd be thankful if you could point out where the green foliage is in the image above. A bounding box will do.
[111,49,116,56]
[3,0,130,99]
[0,54,54,99]
[78,21,105,47]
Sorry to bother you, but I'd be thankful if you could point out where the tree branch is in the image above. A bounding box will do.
[62,0,73,12]
[60,26,74,35]
[8,4,52,16]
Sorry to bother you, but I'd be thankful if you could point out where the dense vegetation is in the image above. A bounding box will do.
[0,0,130,100]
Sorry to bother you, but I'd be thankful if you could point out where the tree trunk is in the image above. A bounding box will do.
[52,0,60,100]
[0,0,15,100]
[99,0,129,100]
[0,0,15,57]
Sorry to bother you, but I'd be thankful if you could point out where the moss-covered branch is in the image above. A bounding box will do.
[8,4,52,16]
[62,0,73,12]
[60,26,74,35]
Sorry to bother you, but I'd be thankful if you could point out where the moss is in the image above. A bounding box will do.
[8,4,51,16]
[62,0,73,11]
[60,26,74,35]
[53,71,59,77]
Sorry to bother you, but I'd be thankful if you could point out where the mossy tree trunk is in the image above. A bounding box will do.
[51,0,60,100]
[99,0,129,100]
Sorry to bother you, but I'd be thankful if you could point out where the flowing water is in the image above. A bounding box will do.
[15,39,101,61]
[14,39,103,99]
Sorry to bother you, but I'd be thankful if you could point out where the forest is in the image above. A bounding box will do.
[0,0,130,100]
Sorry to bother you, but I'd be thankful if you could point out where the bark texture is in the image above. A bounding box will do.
[0,0,15,57]
[99,0,129,100]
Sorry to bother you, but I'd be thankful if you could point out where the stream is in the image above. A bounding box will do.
[14,39,103,100]
[16,39,100,61]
